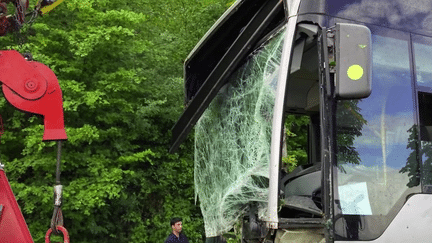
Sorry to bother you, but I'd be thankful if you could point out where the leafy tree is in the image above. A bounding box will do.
[0,0,232,242]
[282,115,309,172]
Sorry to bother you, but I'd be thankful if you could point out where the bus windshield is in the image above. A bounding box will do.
[194,27,286,237]
[334,25,421,240]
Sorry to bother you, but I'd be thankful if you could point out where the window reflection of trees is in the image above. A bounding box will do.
[336,100,365,170]
[399,125,420,188]
[402,128,432,188]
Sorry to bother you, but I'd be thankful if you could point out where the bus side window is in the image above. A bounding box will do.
[419,92,432,141]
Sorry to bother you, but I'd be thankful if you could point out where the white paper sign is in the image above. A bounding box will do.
[338,182,372,215]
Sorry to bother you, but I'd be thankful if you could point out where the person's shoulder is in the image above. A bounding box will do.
[164,233,175,243]
[180,233,190,242]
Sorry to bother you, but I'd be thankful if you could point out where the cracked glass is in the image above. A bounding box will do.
[194,27,285,237]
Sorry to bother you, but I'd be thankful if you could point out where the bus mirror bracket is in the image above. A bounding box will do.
[334,23,372,99]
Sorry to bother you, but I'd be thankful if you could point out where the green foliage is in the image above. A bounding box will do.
[282,156,298,173]
[223,220,242,243]
[0,0,312,241]
[0,0,231,242]
[282,115,309,172]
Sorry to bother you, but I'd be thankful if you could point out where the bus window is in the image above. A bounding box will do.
[334,26,421,241]
[418,93,432,187]
[280,112,323,218]
[414,35,432,189]
[414,36,432,88]
[278,22,322,220]
[327,0,432,36]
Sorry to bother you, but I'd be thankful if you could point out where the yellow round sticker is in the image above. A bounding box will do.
[347,65,364,81]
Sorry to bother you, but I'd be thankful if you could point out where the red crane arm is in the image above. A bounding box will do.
[0,50,67,140]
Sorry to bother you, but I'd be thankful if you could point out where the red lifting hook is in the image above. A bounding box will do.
[45,225,70,243]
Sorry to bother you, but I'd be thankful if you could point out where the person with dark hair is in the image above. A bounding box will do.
[164,217,190,243]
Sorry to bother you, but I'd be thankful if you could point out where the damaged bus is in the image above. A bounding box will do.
[170,0,432,242]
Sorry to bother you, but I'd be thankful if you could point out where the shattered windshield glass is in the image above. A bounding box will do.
[194,27,286,237]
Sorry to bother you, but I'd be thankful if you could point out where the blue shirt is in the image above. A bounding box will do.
[164,233,189,243]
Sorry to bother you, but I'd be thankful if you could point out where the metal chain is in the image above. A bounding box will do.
[28,0,44,25]
[26,9,39,26]
[11,0,43,48]
[50,141,64,234]
[10,0,26,46]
